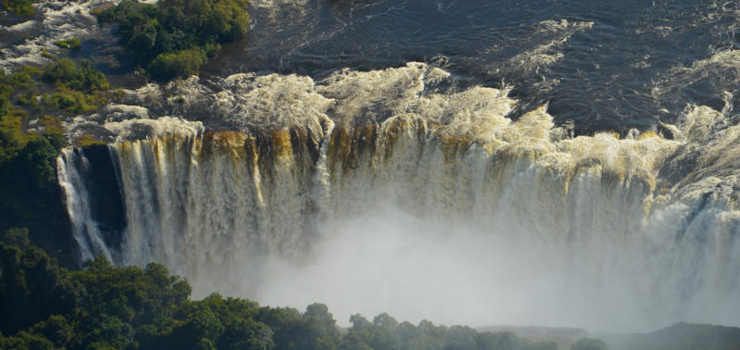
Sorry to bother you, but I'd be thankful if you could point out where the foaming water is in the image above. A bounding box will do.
[5,0,740,132]
[58,65,740,332]
[57,149,113,262]
[0,0,115,71]
[197,0,740,132]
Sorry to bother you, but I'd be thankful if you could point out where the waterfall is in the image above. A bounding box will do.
[57,149,113,262]
[57,65,740,331]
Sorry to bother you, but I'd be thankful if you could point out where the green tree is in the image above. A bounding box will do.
[217,318,275,350]
[301,303,341,350]
[0,239,577,350]
[444,325,478,350]
[18,137,57,188]
[256,306,304,349]
[0,331,55,350]
[42,59,109,92]
[570,337,608,350]
[98,0,249,81]
[32,315,73,348]
[0,242,78,334]
[148,48,206,80]
[2,227,31,248]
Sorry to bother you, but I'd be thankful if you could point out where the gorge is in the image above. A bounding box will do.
[58,63,740,332]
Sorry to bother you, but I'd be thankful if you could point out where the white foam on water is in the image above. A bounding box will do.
[60,64,740,332]
[0,0,117,71]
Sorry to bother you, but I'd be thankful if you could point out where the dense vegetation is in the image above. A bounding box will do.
[97,0,250,80]
[0,59,111,266]
[0,234,569,350]
[1,0,35,17]
[568,338,607,350]
[53,38,82,51]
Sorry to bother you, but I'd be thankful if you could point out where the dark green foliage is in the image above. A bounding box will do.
[42,59,110,92]
[218,318,274,350]
[339,312,558,350]
[53,37,82,51]
[39,115,68,150]
[18,136,58,188]
[0,240,79,334]
[253,303,340,350]
[98,0,249,81]
[0,61,109,267]
[42,90,105,113]
[0,330,55,350]
[32,315,74,348]
[0,126,22,163]
[570,337,608,350]
[2,227,31,248]
[1,67,40,160]
[173,307,225,348]
[2,60,108,149]
[2,0,35,17]
[0,238,596,350]
[148,48,207,80]
[256,306,304,349]
[0,135,59,218]
[0,136,71,264]
[81,314,136,349]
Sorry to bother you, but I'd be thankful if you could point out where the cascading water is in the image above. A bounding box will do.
[57,63,740,332]
[57,149,113,262]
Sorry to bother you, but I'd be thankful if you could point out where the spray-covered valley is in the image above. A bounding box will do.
[4,0,740,348]
[54,61,740,334]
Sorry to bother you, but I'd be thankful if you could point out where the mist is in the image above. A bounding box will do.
[240,197,726,333]
[57,65,740,335]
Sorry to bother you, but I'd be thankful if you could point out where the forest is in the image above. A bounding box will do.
[0,233,569,350]
[3,0,740,349]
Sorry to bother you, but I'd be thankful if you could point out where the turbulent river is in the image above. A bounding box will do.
[4,0,740,332]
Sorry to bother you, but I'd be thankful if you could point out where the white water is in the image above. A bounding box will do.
[57,149,113,262]
[58,64,740,332]
[0,0,115,72]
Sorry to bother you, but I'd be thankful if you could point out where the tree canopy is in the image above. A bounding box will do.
[0,234,567,350]
[97,0,250,80]
[0,60,110,268]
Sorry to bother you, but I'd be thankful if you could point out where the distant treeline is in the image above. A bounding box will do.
[604,322,740,350]
[97,0,250,80]
[0,233,572,350]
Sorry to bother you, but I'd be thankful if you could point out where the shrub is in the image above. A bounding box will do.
[53,37,82,51]
[148,48,206,81]
[42,59,109,92]
[43,91,103,114]
[38,115,67,149]
[2,0,35,17]
[74,134,106,147]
